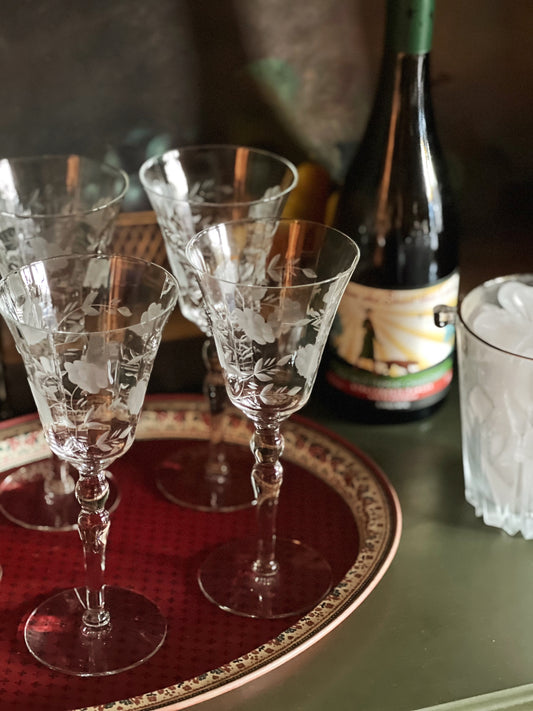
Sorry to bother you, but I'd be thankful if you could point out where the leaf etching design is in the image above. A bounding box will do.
[205,255,341,418]
[2,258,176,470]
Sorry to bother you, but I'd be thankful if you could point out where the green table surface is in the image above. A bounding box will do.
[190,378,533,711]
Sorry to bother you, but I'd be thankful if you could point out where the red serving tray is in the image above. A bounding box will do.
[0,394,401,710]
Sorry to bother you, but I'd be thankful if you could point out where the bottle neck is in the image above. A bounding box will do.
[374,0,435,133]
[354,1,436,161]
[383,51,431,112]
[385,0,435,55]
[360,51,432,158]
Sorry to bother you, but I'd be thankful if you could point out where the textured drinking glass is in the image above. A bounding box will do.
[139,145,298,512]
[455,274,533,538]
[0,254,178,675]
[0,154,128,531]
[187,218,359,618]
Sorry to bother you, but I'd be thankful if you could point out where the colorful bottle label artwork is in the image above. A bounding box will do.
[328,271,459,407]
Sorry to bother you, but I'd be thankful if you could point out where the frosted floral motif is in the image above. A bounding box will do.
[193,248,347,416]
[65,357,111,394]
[0,255,178,470]
[217,286,324,414]
[233,308,276,345]
[199,267,352,420]
[295,343,317,379]
[83,260,113,290]
[129,302,166,335]
[127,381,149,415]
[248,186,283,218]
[266,253,318,284]
[20,323,47,346]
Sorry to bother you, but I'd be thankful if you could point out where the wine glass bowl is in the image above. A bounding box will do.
[0,154,128,275]
[0,154,129,530]
[139,145,298,512]
[0,253,178,675]
[186,217,360,618]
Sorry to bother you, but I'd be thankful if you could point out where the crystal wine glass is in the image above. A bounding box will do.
[0,154,129,531]
[186,217,360,618]
[139,145,298,512]
[0,253,178,675]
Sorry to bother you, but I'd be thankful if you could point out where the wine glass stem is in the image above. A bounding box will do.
[75,468,111,628]
[250,424,284,577]
[202,337,230,481]
[44,453,76,499]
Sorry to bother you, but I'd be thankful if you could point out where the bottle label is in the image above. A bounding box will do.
[327,271,459,408]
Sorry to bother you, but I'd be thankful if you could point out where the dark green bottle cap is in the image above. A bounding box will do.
[386,0,435,54]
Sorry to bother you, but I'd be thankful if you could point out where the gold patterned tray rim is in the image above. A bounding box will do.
[0,394,402,711]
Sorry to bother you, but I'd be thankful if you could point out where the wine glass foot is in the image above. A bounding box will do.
[198,537,332,619]
[24,586,167,676]
[156,443,255,512]
[0,461,120,531]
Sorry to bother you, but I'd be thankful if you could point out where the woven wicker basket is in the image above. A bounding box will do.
[112,210,168,267]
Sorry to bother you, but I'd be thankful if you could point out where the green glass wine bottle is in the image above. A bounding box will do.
[326,0,459,423]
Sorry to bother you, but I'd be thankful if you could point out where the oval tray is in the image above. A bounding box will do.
[0,394,401,711]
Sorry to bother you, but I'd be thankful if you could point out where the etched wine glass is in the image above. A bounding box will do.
[0,253,178,675]
[186,217,360,618]
[0,154,129,531]
[139,145,298,512]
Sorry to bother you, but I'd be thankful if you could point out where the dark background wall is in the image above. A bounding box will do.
[0,0,531,242]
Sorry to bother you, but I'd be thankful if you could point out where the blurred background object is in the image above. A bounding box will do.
[0,0,529,230]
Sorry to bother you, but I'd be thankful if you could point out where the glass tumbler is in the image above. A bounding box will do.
[438,274,533,538]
